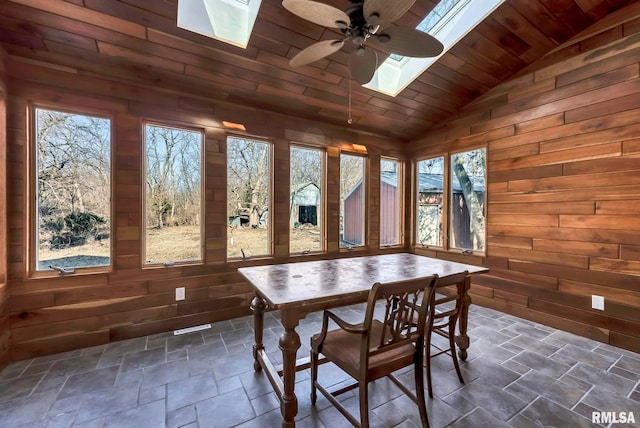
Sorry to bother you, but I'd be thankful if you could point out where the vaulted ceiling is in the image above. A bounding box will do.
[0,0,637,141]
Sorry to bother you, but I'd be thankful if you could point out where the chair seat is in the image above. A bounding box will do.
[315,320,417,381]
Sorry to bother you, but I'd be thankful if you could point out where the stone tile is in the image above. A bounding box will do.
[139,384,165,405]
[448,407,509,428]
[196,388,256,427]
[568,362,635,396]
[221,326,255,348]
[43,354,101,380]
[103,398,166,428]
[460,355,520,389]
[512,370,584,409]
[512,350,573,379]
[615,355,640,376]
[504,322,553,341]
[0,373,44,401]
[59,366,119,398]
[250,391,279,416]
[551,343,617,370]
[546,331,597,351]
[18,411,75,428]
[0,391,58,427]
[140,359,190,390]
[101,337,147,358]
[167,372,218,411]
[166,332,204,353]
[120,347,166,373]
[211,349,255,381]
[506,335,560,357]
[167,405,196,428]
[454,378,527,422]
[75,387,139,423]
[520,396,593,428]
[581,385,640,413]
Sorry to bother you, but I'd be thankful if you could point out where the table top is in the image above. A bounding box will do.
[238,253,488,308]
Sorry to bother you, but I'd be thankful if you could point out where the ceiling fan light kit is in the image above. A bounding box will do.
[282,0,444,85]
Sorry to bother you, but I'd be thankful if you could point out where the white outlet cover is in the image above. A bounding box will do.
[592,295,605,311]
[176,287,186,301]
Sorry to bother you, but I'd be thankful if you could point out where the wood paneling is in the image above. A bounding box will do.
[413,15,640,353]
[0,46,9,369]
[0,0,635,142]
[3,57,402,361]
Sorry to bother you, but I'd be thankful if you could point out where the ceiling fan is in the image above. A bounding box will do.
[282,0,444,85]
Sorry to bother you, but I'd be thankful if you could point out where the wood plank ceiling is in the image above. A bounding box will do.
[0,0,637,141]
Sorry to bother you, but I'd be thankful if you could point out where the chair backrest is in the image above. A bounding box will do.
[428,271,468,322]
[363,275,438,356]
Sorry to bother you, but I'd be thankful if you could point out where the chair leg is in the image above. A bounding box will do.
[310,348,318,405]
[414,348,430,428]
[359,379,369,428]
[449,321,464,384]
[425,327,434,398]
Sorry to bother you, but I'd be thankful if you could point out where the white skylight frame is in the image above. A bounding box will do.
[177,0,262,49]
[365,0,506,97]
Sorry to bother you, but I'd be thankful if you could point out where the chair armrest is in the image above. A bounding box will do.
[311,310,365,350]
[325,310,366,334]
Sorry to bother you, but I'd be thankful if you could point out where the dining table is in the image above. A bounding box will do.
[238,252,489,427]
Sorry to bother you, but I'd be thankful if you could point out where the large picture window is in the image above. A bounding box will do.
[227,137,271,258]
[450,148,486,252]
[340,153,366,248]
[290,146,324,254]
[416,156,444,248]
[380,157,403,247]
[34,108,111,272]
[144,124,202,264]
[415,149,486,253]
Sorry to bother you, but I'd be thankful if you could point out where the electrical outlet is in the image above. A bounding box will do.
[591,295,604,311]
[176,287,185,301]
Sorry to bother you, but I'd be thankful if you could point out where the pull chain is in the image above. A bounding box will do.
[348,76,353,125]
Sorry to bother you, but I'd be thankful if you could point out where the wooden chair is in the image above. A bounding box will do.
[310,275,438,428]
[424,271,468,398]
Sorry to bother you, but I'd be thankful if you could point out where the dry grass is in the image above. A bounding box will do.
[39,225,323,265]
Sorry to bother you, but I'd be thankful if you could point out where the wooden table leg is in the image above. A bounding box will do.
[251,295,267,372]
[279,310,301,428]
[455,275,471,361]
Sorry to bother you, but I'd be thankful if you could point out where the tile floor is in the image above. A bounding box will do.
[1,304,639,427]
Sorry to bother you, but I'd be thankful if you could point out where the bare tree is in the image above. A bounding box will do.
[451,149,485,250]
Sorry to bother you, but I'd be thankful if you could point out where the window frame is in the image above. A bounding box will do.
[28,103,114,278]
[380,156,405,249]
[413,147,486,256]
[339,150,368,251]
[142,121,205,267]
[226,134,274,260]
[289,143,327,256]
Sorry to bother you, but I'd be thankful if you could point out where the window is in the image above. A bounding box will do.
[177,0,262,49]
[227,136,271,258]
[450,148,486,252]
[380,157,403,247]
[415,150,486,253]
[365,0,506,96]
[145,124,202,264]
[416,156,444,248]
[340,153,366,248]
[290,146,324,254]
[34,108,111,272]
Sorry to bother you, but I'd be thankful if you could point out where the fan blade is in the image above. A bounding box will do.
[349,47,378,85]
[282,0,350,29]
[364,0,415,27]
[290,39,344,66]
[373,26,444,58]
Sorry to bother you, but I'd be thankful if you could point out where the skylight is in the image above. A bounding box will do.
[365,0,506,97]
[177,0,262,49]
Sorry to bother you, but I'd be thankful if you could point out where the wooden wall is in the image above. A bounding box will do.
[0,47,9,368]
[411,11,640,353]
[3,56,405,362]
